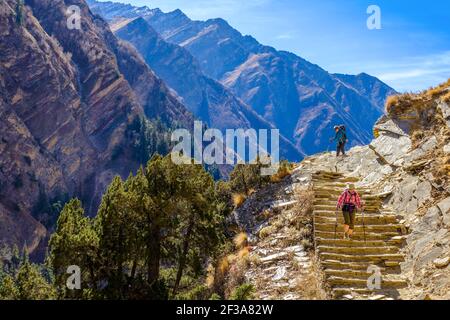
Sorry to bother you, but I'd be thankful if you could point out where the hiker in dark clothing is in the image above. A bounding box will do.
[333,125,347,157]
[336,184,362,239]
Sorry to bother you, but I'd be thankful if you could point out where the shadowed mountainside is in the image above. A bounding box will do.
[87,0,396,155]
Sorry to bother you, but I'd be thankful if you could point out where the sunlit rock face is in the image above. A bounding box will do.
[0,0,193,258]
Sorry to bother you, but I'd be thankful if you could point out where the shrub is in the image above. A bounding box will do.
[233,232,248,250]
[209,293,221,300]
[218,257,230,277]
[237,247,250,260]
[258,226,275,239]
[229,283,255,300]
[270,160,294,183]
[232,193,246,208]
[301,238,314,250]
[385,95,400,114]
[175,285,210,300]
[411,130,425,143]
[443,91,450,104]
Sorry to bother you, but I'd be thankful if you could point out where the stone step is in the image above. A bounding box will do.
[315,215,398,225]
[317,245,399,255]
[313,196,379,201]
[314,231,400,241]
[312,176,359,183]
[320,259,400,270]
[314,210,397,218]
[314,191,372,197]
[315,238,404,247]
[319,252,404,263]
[327,276,407,289]
[314,223,403,233]
[314,205,381,213]
[314,183,364,189]
[324,269,390,279]
[313,201,381,208]
[331,287,399,298]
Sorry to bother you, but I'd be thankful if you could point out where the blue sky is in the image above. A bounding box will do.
[112,0,450,92]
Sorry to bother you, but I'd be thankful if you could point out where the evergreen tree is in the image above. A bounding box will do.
[15,0,24,26]
[15,259,56,300]
[49,199,99,299]
[0,275,19,300]
[228,159,270,195]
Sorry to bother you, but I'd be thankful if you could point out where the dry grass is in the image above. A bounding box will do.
[237,247,250,260]
[218,257,230,276]
[232,193,247,208]
[225,259,248,298]
[300,238,314,250]
[425,78,450,98]
[270,161,294,183]
[385,95,402,114]
[258,225,276,239]
[443,91,450,104]
[233,232,248,250]
[206,264,215,288]
[411,129,425,144]
[436,156,450,178]
[294,189,314,217]
[296,255,329,300]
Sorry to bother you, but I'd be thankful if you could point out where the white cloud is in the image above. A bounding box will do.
[276,33,294,40]
[375,51,450,92]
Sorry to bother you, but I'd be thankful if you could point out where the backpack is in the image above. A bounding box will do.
[338,126,347,143]
[342,190,357,212]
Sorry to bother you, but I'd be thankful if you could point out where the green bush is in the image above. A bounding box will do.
[229,283,255,300]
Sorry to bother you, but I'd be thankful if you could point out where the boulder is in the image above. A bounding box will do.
[272,266,287,281]
[260,252,288,263]
[416,246,443,269]
[437,197,450,226]
[374,118,408,136]
[404,136,438,165]
[389,176,432,214]
[444,143,450,154]
[433,257,450,269]
[437,101,450,128]
[369,133,412,166]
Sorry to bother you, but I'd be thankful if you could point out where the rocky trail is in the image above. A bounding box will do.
[234,84,450,300]
[241,177,322,300]
[312,170,409,299]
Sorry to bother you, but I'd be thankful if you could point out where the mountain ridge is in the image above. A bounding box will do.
[87,0,397,155]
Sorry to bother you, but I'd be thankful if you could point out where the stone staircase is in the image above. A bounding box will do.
[312,171,408,299]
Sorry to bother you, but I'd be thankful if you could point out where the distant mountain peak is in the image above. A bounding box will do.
[88,0,396,155]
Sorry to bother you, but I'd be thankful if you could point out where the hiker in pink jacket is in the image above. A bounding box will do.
[336,184,362,239]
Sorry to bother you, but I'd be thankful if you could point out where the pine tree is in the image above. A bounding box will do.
[0,275,19,300]
[49,199,99,299]
[15,259,56,300]
[15,0,24,26]
[95,176,139,299]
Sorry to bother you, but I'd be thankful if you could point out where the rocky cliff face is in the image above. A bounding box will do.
[86,0,396,156]
[0,0,193,257]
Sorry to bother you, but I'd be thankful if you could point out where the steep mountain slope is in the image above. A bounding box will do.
[86,0,396,155]
[96,15,303,160]
[0,0,193,256]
